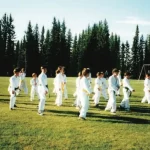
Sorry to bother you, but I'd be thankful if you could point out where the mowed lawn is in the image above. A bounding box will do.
[0,77,150,150]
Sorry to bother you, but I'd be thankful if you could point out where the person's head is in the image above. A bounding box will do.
[41,66,47,73]
[21,68,25,73]
[32,73,37,78]
[112,68,119,76]
[96,72,101,78]
[124,72,131,79]
[13,68,20,76]
[56,69,60,74]
[145,73,150,79]
[78,71,82,77]
[100,72,104,77]
[118,70,121,74]
[57,66,64,73]
[82,68,90,77]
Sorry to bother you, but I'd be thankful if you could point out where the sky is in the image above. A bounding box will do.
[0,0,150,44]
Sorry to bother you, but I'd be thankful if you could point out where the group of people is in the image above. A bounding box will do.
[8,65,150,120]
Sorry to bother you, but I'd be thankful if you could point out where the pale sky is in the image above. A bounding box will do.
[0,0,150,44]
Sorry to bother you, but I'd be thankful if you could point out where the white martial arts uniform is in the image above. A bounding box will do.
[38,72,48,114]
[100,77,108,100]
[55,73,64,106]
[87,73,92,90]
[79,76,92,119]
[19,72,28,94]
[93,77,102,105]
[52,77,57,94]
[141,78,150,104]
[30,78,39,101]
[62,74,68,99]
[8,75,19,109]
[105,75,119,113]
[116,73,122,95]
[120,77,133,110]
[74,77,82,107]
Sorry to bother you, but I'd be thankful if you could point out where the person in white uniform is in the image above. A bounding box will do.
[116,70,122,96]
[8,68,20,110]
[93,72,102,107]
[119,72,135,111]
[79,68,93,120]
[52,75,57,95]
[55,66,64,106]
[100,72,108,101]
[19,68,28,94]
[37,66,48,115]
[62,69,68,100]
[30,73,39,101]
[141,73,150,104]
[105,68,120,114]
[73,72,82,109]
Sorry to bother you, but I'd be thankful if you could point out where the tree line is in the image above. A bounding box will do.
[0,13,150,78]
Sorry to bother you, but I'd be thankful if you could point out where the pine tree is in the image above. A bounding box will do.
[40,26,45,65]
[120,43,125,74]
[131,25,139,78]
[124,41,131,72]
[25,21,35,75]
[138,35,144,73]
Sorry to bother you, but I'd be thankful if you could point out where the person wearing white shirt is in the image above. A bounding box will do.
[37,66,48,115]
[116,70,122,96]
[30,73,39,101]
[141,74,150,104]
[19,68,28,94]
[62,69,68,100]
[52,76,57,95]
[8,68,20,110]
[73,72,82,109]
[55,66,64,106]
[100,72,108,101]
[120,72,135,111]
[93,72,102,107]
[79,68,93,120]
[105,68,120,114]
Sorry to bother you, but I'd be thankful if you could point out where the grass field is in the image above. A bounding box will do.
[0,77,150,150]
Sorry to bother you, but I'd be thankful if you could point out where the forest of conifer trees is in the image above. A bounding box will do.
[0,13,150,78]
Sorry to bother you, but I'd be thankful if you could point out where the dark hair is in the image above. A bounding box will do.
[56,69,60,74]
[146,73,150,77]
[112,68,119,73]
[21,68,25,72]
[32,73,37,77]
[124,72,131,76]
[96,72,101,77]
[82,68,90,76]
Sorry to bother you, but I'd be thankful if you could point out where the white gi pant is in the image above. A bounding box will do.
[79,92,89,118]
[74,89,81,107]
[120,88,130,109]
[30,86,39,101]
[116,88,120,95]
[141,90,150,104]
[93,88,101,105]
[63,84,68,99]
[101,88,108,100]
[55,89,62,106]
[38,86,46,113]
[20,80,28,94]
[105,90,116,113]
[9,90,16,109]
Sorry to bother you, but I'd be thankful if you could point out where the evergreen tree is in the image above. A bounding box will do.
[131,25,139,78]
[40,26,45,65]
[120,43,125,74]
[138,35,144,72]
[124,41,131,72]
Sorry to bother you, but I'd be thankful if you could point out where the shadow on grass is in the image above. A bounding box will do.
[130,106,150,114]
[93,115,150,124]
[45,109,79,117]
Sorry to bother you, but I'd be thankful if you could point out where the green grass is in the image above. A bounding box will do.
[0,77,150,150]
